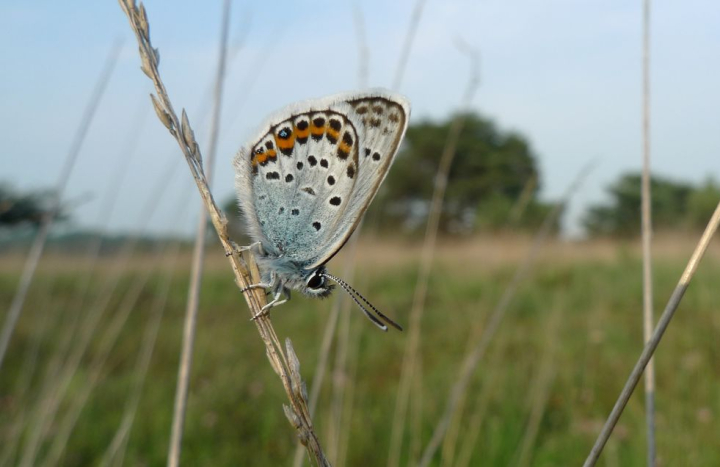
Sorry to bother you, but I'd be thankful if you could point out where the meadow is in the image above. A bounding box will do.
[1,235,719,466]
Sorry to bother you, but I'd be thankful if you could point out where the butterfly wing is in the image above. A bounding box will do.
[234,89,409,269]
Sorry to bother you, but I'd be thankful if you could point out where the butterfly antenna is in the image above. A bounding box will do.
[322,273,403,331]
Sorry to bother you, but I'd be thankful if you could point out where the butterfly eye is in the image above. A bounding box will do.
[306,273,324,289]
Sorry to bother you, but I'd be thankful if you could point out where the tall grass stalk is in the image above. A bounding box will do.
[583,200,720,466]
[640,0,656,464]
[418,162,594,467]
[388,45,480,467]
[100,237,184,467]
[0,40,122,373]
[168,1,230,465]
[118,1,329,464]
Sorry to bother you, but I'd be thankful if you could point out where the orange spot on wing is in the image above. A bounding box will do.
[251,149,275,167]
[327,129,340,140]
[338,142,352,154]
[276,134,295,150]
[311,125,326,137]
[295,126,310,139]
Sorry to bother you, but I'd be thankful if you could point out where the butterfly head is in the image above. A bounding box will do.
[300,267,334,298]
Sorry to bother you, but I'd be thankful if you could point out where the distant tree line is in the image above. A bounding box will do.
[583,174,720,236]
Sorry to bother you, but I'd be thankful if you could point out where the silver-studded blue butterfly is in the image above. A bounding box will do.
[233,89,410,331]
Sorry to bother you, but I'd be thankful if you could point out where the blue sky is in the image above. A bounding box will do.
[2,1,720,237]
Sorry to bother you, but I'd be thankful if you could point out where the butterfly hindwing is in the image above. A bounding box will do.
[307,93,409,268]
[235,107,361,264]
[234,89,409,269]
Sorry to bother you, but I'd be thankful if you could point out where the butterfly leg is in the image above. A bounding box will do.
[226,241,262,257]
[251,288,290,320]
[240,271,276,293]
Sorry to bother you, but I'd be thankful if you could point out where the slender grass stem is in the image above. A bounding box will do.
[167,1,230,465]
[583,200,720,466]
[640,1,656,465]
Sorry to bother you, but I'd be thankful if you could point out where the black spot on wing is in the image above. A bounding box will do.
[285,174,294,183]
[327,176,335,186]
[329,196,341,206]
[312,221,321,231]
[337,146,350,160]
[291,208,300,216]
[296,161,304,170]
[346,165,355,179]
[320,159,329,168]
[302,187,316,196]
[266,171,280,180]
[372,152,381,161]
[308,155,317,166]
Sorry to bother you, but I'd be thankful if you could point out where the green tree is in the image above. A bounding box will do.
[582,173,716,236]
[373,112,554,234]
[0,184,60,228]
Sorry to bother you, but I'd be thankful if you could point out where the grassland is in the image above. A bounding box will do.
[1,235,719,466]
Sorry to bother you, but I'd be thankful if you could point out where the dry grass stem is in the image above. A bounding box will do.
[388,45,480,467]
[168,1,230,464]
[418,162,594,467]
[0,40,122,373]
[583,201,720,466]
[640,1,657,464]
[391,0,428,91]
[117,1,329,464]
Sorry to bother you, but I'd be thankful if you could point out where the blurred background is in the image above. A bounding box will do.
[1,1,719,466]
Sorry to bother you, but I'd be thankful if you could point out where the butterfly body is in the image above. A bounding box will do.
[233,89,409,329]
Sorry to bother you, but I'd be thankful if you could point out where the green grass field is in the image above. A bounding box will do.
[1,237,719,466]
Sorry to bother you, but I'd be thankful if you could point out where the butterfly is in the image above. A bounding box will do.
[233,89,410,331]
